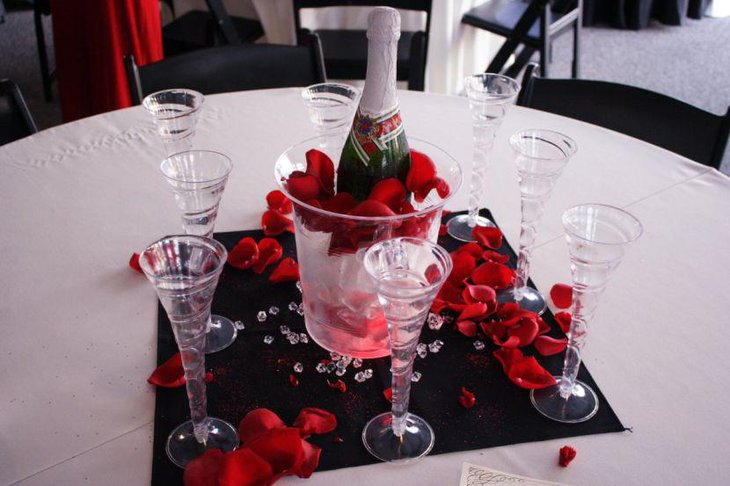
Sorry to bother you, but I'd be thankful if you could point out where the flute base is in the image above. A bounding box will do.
[166,417,239,468]
[530,378,599,423]
[446,214,496,242]
[362,412,435,464]
[497,286,547,315]
[204,315,238,354]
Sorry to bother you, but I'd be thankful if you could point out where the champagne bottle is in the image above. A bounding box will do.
[336,7,411,202]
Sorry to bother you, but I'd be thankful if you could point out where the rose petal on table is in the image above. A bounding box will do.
[493,347,524,374]
[471,261,515,289]
[472,226,503,249]
[534,335,569,356]
[348,200,397,217]
[289,373,300,387]
[368,178,407,212]
[481,249,510,265]
[183,448,225,486]
[550,283,573,309]
[458,386,476,408]
[326,379,347,393]
[266,189,293,214]
[227,237,259,270]
[457,319,478,337]
[383,387,393,402]
[496,302,521,319]
[286,172,322,202]
[507,356,557,389]
[262,209,294,236]
[293,408,337,437]
[252,238,283,274]
[454,242,483,259]
[305,149,335,197]
[506,316,540,347]
[217,446,274,486]
[269,258,300,283]
[245,427,306,479]
[238,408,286,445]
[463,282,497,304]
[555,311,572,334]
[457,302,491,323]
[559,445,577,467]
[147,352,186,388]
[296,440,322,478]
[322,192,357,214]
[536,315,551,336]
[449,251,477,284]
[129,252,143,274]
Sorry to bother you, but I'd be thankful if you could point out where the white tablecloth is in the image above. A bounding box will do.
[1,88,729,485]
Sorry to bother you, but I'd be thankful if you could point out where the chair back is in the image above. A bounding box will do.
[519,64,730,169]
[0,79,38,146]
[125,34,327,104]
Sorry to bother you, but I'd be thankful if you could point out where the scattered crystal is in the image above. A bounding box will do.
[297,307,304,316]
[326,362,337,373]
[330,351,341,361]
[316,362,327,373]
[335,368,346,377]
[411,371,422,382]
[299,333,309,344]
[293,362,304,373]
[473,340,485,351]
[269,306,280,315]
[427,313,444,331]
[363,369,373,379]
[287,333,300,345]
[341,356,353,367]
[417,343,428,359]
[296,281,302,292]
[428,340,444,353]
[257,311,267,322]
[288,302,298,311]
[336,360,347,370]
[354,371,367,383]
[263,335,274,345]
[352,358,363,368]
[279,325,290,335]
[234,320,245,330]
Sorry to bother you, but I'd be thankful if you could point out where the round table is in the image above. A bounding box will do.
[1,89,729,485]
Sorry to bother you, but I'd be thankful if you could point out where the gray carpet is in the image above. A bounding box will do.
[1,7,729,172]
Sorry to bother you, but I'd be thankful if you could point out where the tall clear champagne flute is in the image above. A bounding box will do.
[160,150,237,354]
[361,237,452,463]
[138,235,239,467]
[500,129,576,314]
[447,73,520,242]
[302,83,359,149]
[531,204,643,423]
[143,89,204,157]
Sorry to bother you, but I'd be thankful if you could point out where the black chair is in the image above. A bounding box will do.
[518,64,730,169]
[162,0,264,57]
[462,0,581,79]
[0,79,38,146]
[293,1,432,91]
[32,0,54,101]
[124,34,327,104]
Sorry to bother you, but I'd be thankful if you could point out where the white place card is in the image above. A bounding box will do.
[460,462,571,486]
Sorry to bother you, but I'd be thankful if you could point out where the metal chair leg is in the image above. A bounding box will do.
[34,6,53,102]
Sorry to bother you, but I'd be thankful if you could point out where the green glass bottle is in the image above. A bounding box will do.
[336,7,411,202]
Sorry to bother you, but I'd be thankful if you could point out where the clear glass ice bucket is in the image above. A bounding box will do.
[275,137,462,358]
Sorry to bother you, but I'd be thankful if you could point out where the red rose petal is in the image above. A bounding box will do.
[129,252,143,274]
[398,200,416,214]
[406,149,437,194]
[327,379,347,393]
[435,177,450,199]
[368,178,407,212]
[383,387,393,402]
[448,251,477,285]
[216,447,273,486]
[550,283,573,309]
[534,335,569,356]
[322,192,357,214]
[472,261,515,290]
[183,448,225,486]
[507,356,557,389]
[463,282,497,304]
[227,237,259,270]
[305,149,335,197]
[269,257,300,283]
[439,224,448,236]
[244,427,305,479]
[148,352,200,388]
[472,226,503,249]
[289,373,300,387]
[481,250,510,264]
[497,302,521,319]
[457,319,477,337]
[457,302,491,323]
[296,440,322,479]
[348,200,397,218]
[293,408,337,437]
[505,316,540,347]
[493,347,524,374]
[559,445,577,467]
[555,311,572,334]
[262,209,294,236]
[238,408,286,445]
[286,173,321,202]
[458,386,476,408]
[455,242,483,259]
[536,315,551,336]
[252,238,283,274]
[266,189,293,214]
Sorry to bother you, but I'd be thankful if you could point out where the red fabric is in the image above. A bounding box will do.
[51,0,163,122]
